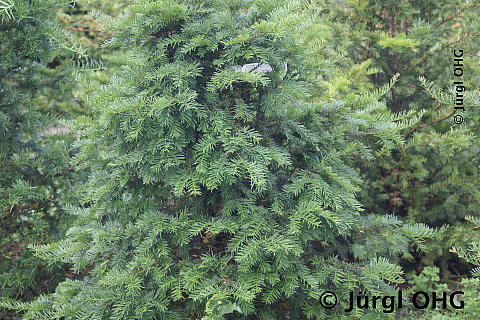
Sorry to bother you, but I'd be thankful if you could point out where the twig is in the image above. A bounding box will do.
[405,110,457,139]
[434,1,480,28]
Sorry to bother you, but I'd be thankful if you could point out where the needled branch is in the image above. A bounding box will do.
[405,109,457,139]
[434,1,480,28]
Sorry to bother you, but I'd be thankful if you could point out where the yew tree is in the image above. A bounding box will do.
[5,1,436,319]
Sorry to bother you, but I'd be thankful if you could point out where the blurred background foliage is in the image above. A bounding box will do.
[1,0,126,318]
[325,0,480,281]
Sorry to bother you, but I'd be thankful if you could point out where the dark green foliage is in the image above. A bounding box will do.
[0,1,438,319]
[326,0,480,280]
[401,266,480,319]
[3,1,477,319]
[0,0,84,317]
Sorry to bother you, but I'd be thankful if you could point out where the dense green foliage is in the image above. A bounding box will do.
[327,0,480,279]
[0,0,478,319]
[3,0,434,319]
[0,0,121,317]
[0,0,78,312]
